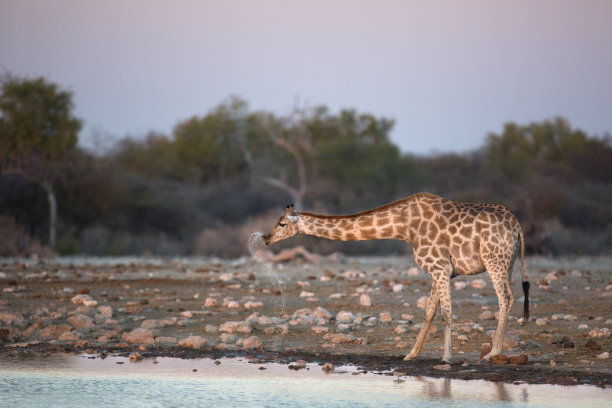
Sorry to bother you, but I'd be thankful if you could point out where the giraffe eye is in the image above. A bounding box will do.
[279,223,286,227]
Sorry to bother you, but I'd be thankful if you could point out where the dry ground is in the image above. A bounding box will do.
[1,254,610,386]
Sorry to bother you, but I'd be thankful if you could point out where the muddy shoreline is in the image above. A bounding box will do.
[1,255,611,387]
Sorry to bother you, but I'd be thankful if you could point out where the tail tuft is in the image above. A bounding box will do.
[522,280,530,321]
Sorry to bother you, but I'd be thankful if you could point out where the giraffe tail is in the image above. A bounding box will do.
[519,226,530,321]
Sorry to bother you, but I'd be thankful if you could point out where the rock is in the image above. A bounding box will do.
[205,324,218,333]
[394,325,408,334]
[479,310,495,320]
[39,324,72,339]
[323,333,366,344]
[219,321,252,334]
[129,353,143,362]
[179,311,193,318]
[585,340,601,350]
[491,355,509,365]
[178,335,207,349]
[433,364,451,371]
[300,291,315,298]
[97,305,112,317]
[122,328,155,344]
[535,318,548,326]
[492,333,520,349]
[322,362,334,373]
[67,314,94,329]
[596,351,609,359]
[392,283,404,293]
[417,296,429,309]
[204,297,218,307]
[457,334,470,342]
[407,267,420,276]
[578,324,589,330]
[379,312,392,323]
[243,336,263,350]
[155,336,177,344]
[244,300,263,309]
[336,311,355,324]
[549,360,557,367]
[509,354,528,365]
[71,294,98,307]
[0,312,25,325]
[314,306,332,320]
[588,327,610,338]
[0,327,20,342]
[471,279,487,289]
[454,281,467,290]
[220,333,237,344]
[311,326,329,334]
[58,331,81,342]
[360,294,372,307]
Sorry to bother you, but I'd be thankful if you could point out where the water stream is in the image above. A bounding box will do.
[0,354,609,407]
[248,232,287,350]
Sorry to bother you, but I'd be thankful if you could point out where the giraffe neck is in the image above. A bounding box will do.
[297,204,414,242]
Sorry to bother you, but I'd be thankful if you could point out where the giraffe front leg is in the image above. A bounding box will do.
[435,274,453,363]
[404,282,439,361]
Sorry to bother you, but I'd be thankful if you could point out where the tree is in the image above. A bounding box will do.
[0,74,82,248]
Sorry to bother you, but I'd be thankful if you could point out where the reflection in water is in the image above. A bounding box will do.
[0,354,610,408]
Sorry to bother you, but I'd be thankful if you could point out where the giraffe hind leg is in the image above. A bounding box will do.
[482,261,512,360]
[404,281,439,361]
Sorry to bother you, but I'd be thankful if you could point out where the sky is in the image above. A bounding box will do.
[1,0,611,155]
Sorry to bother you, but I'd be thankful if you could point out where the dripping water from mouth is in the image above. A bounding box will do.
[247,232,287,350]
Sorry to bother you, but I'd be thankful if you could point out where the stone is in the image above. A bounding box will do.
[596,352,609,359]
[471,279,487,289]
[314,306,332,320]
[155,336,177,344]
[407,267,420,276]
[71,294,98,307]
[122,328,155,344]
[178,335,207,349]
[179,311,193,318]
[322,362,334,373]
[219,321,252,334]
[417,296,429,309]
[244,300,263,309]
[220,333,237,344]
[509,354,528,365]
[336,311,355,324]
[0,312,25,325]
[243,336,263,350]
[129,353,143,362]
[392,283,404,293]
[491,355,509,365]
[433,364,452,371]
[311,326,329,334]
[379,312,392,323]
[535,318,548,326]
[479,310,495,320]
[58,331,81,342]
[588,327,610,338]
[323,333,366,344]
[454,281,467,290]
[204,297,218,307]
[394,325,408,334]
[578,324,589,330]
[360,294,372,307]
[67,314,94,329]
[585,340,601,350]
[97,306,113,317]
[39,324,72,339]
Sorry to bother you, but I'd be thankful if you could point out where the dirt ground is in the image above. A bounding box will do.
[1,254,610,386]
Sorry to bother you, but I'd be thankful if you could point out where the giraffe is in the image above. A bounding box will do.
[262,192,530,363]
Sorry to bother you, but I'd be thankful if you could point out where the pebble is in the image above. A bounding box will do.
[416,296,429,309]
[453,281,467,290]
[204,297,218,307]
[322,362,334,373]
[178,335,207,349]
[323,333,366,344]
[585,340,601,350]
[578,324,589,330]
[129,353,143,362]
[314,306,333,320]
[67,314,94,329]
[122,328,156,344]
[242,336,263,350]
[379,312,392,323]
[479,310,495,321]
[471,279,487,289]
[244,300,263,309]
[433,363,451,371]
[509,354,528,365]
[588,327,610,338]
[491,355,508,365]
[535,318,549,326]
[407,267,420,276]
[71,294,98,307]
[394,325,408,334]
[219,321,252,334]
[336,311,355,324]
[359,294,372,307]
[596,352,609,359]
[392,283,404,293]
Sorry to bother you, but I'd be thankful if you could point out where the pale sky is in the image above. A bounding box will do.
[1,0,611,155]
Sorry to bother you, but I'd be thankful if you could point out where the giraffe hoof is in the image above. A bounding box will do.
[480,352,492,362]
[403,354,417,361]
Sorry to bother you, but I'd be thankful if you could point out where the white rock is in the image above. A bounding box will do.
[180,311,193,318]
[596,352,609,359]
[204,297,218,307]
[394,325,407,334]
[605,319,612,325]
[67,314,94,329]
[471,279,487,289]
[178,335,207,349]
[329,293,345,299]
[360,294,372,307]
[479,310,495,320]
[544,272,557,282]
[122,328,155,344]
[219,321,252,334]
[392,283,404,293]
[536,318,549,326]
[97,305,112,317]
[588,327,611,338]
[244,300,263,309]
[578,324,589,330]
[379,311,392,323]
[454,281,467,290]
[243,336,263,350]
[70,294,98,307]
[407,267,420,276]
[300,291,315,298]
[314,306,332,320]
[336,311,355,323]
[417,296,429,309]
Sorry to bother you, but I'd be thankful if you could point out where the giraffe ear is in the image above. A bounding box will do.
[285,204,294,215]
[287,214,299,224]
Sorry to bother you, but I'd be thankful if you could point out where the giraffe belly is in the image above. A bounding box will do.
[451,256,486,276]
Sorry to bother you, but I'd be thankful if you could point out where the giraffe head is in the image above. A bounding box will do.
[262,204,299,245]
